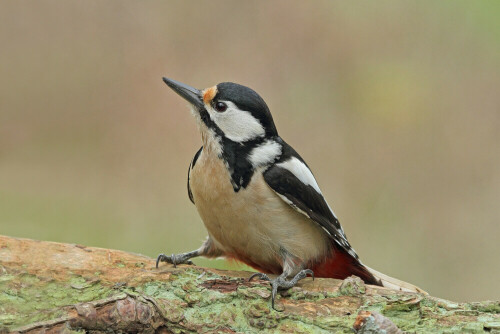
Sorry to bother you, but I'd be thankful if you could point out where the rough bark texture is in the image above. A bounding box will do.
[0,235,498,333]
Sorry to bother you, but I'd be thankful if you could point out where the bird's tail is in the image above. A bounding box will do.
[364,265,428,294]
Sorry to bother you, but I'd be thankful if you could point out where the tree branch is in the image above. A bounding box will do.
[0,235,498,333]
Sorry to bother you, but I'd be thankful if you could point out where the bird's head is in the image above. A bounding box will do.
[163,77,278,146]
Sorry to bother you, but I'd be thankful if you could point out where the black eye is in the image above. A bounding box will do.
[214,101,227,112]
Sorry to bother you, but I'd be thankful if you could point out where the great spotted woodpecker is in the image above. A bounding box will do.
[157,78,426,308]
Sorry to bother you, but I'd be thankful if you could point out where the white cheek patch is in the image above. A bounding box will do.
[208,101,265,142]
[248,140,282,167]
[277,157,322,194]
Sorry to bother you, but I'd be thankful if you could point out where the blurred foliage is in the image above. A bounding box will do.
[0,1,498,301]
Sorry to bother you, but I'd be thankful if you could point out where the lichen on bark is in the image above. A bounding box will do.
[0,235,498,333]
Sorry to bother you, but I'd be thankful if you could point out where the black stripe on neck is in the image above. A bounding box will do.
[221,136,266,192]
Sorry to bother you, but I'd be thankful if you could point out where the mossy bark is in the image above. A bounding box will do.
[0,235,498,333]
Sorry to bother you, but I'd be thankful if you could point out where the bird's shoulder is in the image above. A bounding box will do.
[261,138,319,193]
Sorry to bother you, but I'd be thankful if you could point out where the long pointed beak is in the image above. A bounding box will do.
[162,77,203,109]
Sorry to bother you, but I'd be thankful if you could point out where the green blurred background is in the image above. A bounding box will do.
[1,1,499,302]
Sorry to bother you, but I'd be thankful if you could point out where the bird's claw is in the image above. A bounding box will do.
[249,272,271,282]
[296,269,314,282]
[156,253,194,268]
[249,269,314,310]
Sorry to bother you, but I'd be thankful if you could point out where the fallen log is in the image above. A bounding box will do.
[0,235,498,333]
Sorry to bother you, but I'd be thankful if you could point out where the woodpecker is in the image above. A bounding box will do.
[157,78,426,308]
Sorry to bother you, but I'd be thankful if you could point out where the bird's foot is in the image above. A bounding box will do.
[156,252,196,268]
[248,272,272,282]
[249,269,314,310]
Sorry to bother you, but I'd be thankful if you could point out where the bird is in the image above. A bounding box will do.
[157,77,426,308]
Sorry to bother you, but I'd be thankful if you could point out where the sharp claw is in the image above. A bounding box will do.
[156,252,197,268]
[250,269,315,310]
[248,273,258,281]
[305,269,314,280]
[249,273,270,282]
[156,254,165,268]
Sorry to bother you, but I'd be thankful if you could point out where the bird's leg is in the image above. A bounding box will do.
[249,253,314,310]
[156,250,198,268]
[156,236,222,268]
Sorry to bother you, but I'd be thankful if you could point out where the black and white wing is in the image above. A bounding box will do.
[187,147,203,204]
[263,141,359,259]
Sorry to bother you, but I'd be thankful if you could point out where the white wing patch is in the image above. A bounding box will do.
[249,140,282,168]
[277,157,322,194]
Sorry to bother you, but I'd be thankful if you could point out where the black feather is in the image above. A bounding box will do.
[220,136,266,192]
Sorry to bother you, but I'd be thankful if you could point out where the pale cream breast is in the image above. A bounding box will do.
[189,149,330,273]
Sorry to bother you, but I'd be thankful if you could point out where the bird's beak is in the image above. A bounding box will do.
[162,77,204,109]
